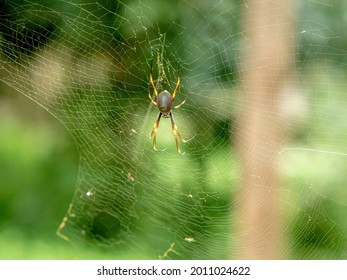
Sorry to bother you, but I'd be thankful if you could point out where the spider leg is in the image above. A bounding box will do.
[170,111,194,155]
[148,84,157,106]
[150,60,158,97]
[172,69,181,101]
[149,112,162,151]
[174,98,186,109]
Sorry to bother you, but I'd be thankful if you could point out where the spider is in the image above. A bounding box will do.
[148,62,193,155]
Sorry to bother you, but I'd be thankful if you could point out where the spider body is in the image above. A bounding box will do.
[156,90,172,114]
[148,62,193,154]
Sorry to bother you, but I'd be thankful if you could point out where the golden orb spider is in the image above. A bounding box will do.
[148,62,193,155]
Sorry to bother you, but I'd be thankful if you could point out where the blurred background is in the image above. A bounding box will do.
[1,0,347,259]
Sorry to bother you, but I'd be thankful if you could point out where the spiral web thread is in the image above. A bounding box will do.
[1,0,347,259]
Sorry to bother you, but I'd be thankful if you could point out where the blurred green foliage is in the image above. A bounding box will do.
[1,0,347,259]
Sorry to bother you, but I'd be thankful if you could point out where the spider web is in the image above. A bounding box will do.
[1,0,347,259]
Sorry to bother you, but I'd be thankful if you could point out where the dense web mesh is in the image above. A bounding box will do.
[1,0,347,259]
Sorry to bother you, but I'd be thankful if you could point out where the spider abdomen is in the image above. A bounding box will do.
[157,90,173,113]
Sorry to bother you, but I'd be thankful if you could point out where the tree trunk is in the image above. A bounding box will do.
[233,0,295,259]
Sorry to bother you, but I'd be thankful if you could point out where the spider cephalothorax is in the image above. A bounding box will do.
[148,62,193,154]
